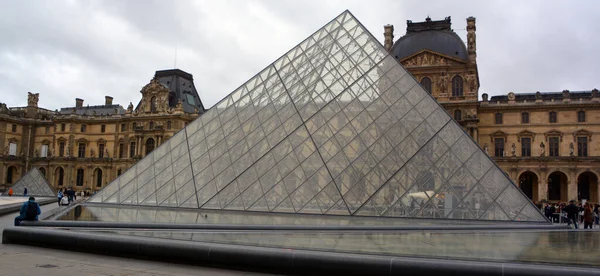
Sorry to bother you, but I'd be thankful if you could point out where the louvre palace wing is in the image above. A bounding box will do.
[89,11,546,222]
[9,167,56,197]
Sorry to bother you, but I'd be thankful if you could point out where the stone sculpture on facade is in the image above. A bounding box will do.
[511,143,516,157]
[569,142,574,156]
[27,92,39,107]
[437,74,449,94]
[540,142,546,157]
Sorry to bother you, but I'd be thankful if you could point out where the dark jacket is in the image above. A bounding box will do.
[564,203,579,219]
[18,200,41,220]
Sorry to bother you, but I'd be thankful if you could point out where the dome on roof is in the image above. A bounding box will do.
[391,30,468,61]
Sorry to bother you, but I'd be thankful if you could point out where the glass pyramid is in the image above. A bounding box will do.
[9,167,56,197]
[90,11,546,222]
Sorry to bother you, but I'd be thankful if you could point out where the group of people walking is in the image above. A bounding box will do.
[544,200,599,229]
[57,188,86,206]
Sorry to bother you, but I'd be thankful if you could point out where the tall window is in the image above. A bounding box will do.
[495,113,503,124]
[41,144,49,158]
[521,112,529,124]
[101,124,106,133]
[121,123,126,132]
[149,121,154,130]
[6,166,15,184]
[80,124,87,132]
[78,143,86,158]
[45,126,49,134]
[549,137,559,157]
[549,111,557,123]
[57,167,64,186]
[146,138,155,155]
[494,138,504,157]
[11,124,16,132]
[521,138,531,157]
[9,142,17,156]
[59,141,65,157]
[151,96,157,112]
[577,110,586,123]
[167,121,172,130]
[130,142,136,157]
[132,122,137,130]
[119,143,125,158]
[454,110,462,121]
[577,137,588,157]
[39,167,46,176]
[95,169,103,188]
[98,144,105,158]
[452,76,463,97]
[117,169,122,176]
[76,168,84,186]
[420,77,432,94]
[60,124,65,132]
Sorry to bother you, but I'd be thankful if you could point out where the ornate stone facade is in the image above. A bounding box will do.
[386,16,599,204]
[0,69,204,192]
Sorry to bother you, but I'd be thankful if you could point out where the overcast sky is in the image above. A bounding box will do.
[1,0,599,110]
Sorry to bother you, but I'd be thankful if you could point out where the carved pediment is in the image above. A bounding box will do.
[97,138,107,144]
[400,50,465,68]
[574,129,592,141]
[489,130,508,143]
[136,77,171,114]
[517,130,536,142]
[544,129,563,142]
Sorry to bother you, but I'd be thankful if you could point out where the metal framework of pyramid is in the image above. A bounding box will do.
[90,11,546,222]
[9,167,56,197]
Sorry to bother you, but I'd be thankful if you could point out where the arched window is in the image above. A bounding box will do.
[76,168,84,187]
[55,167,64,186]
[146,138,155,155]
[6,166,16,184]
[150,96,157,112]
[39,167,46,177]
[452,76,463,97]
[420,77,432,94]
[454,110,462,121]
[95,168,103,187]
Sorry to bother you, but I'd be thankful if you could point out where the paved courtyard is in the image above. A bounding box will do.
[0,203,274,276]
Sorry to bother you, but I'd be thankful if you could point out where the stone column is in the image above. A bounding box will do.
[538,169,547,201]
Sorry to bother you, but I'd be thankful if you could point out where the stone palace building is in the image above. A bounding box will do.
[1,16,598,204]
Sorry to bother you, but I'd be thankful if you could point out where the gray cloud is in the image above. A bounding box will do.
[0,0,598,110]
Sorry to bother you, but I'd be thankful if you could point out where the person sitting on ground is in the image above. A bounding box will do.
[14,196,41,226]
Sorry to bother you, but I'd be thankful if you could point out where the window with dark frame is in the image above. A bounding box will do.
[81,124,87,132]
[452,76,463,97]
[121,123,126,132]
[495,113,503,124]
[61,124,65,131]
[11,124,16,132]
[119,143,125,158]
[57,167,64,186]
[130,142,136,157]
[548,137,559,156]
[117,169,122,176]
[521,112,529,124]
[149,121,154,130]
[454,110,462,121]
[45,126,49,134]
[98,144,105,158]
[577,110,586,123]
[420,77,432,94]
[78,143,86,158]
[101,124,106,133]
[76,168,84,186]
[59,141,65,157]
[549,111,557,123]
[494,138,505,157]
[521,137,531,157]
[167,121,172,130]
[577,137,588,157]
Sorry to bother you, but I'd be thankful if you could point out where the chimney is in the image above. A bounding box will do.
[105,96,113,106]
[75,98,84,108]
[383,24,394,52]
[466,16,476,64]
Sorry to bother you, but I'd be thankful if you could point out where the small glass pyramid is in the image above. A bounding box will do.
[90,11,546,222]
[9,167,56,197]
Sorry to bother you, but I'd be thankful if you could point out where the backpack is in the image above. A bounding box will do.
[25,202,38,220]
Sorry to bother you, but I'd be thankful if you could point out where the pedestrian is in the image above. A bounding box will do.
[594,204,599,228]
[544,204,553,222]
[66,188,74,204]
[8,188,13,197]
[564,200,579,229]
[14,196,41,226]
[23,187,28,197]
[583,203,594,229]
[57,190,64,206]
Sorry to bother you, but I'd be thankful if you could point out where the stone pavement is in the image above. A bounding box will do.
[0,203,275,276]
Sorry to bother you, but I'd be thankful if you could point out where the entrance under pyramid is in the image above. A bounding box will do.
[89,11,545,222]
